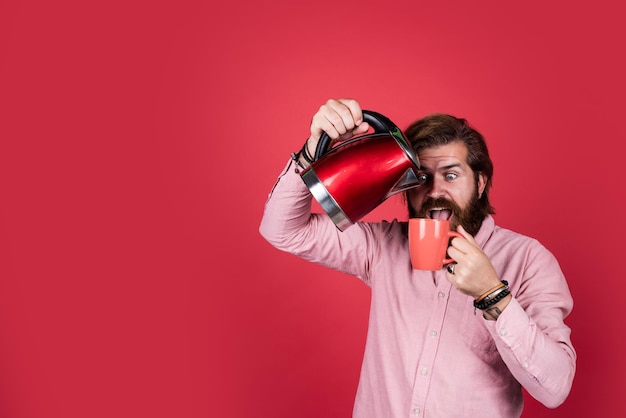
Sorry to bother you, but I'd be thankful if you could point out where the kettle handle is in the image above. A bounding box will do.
[313,110,399,161]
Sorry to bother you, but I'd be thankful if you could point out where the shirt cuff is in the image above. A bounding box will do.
[483,296,530,350]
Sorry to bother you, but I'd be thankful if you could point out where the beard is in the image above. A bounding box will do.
[413,193,485,236]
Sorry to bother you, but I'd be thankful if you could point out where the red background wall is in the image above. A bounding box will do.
[1,0,624,417]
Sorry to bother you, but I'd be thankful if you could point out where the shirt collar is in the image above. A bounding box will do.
[474,215,495,247]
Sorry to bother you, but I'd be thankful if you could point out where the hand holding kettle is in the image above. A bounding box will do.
[298,99,371,169]
[297,98,421,231]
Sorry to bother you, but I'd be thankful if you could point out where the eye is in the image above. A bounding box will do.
[445,172,458,181]
[416,173,429,184]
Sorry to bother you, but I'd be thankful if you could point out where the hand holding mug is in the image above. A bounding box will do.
[445,224,502,299]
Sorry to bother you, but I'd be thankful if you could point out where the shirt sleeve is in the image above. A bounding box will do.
[483,244,576,408]
[258,158,378,283]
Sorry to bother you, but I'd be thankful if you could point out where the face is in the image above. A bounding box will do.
[407,142,487,236]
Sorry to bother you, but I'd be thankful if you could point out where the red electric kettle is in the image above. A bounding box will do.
[300,110,421,231]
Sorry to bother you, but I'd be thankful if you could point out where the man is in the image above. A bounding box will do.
[259,99,575,417]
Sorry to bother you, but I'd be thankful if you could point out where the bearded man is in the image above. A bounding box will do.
[259,98,576,418]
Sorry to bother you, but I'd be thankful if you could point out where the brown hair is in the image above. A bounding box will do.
[404,113,495,216]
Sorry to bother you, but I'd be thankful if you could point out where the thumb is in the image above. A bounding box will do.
[456,224,470,238]
[338,121,370,142]
[456,224,477,244]
[353,121,370,135]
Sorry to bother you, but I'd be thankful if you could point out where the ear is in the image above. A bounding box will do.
[477,172,487,198]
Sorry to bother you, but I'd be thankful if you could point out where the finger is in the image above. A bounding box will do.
[309,99,367,144]
[309,100,351,140]
[337,98,364,126]
[351,122,370,136]
[449,235,469,254]
[310,101,344,140]
[310,116,340,141]
[450,225,478,249]
[326,99,360,136]
[456,225,474,241]
[334,99,372,141]
[446,245,464,265]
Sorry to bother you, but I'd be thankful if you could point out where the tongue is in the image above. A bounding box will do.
[431,209,452,220]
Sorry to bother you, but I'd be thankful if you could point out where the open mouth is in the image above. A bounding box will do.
[428,208,452,221]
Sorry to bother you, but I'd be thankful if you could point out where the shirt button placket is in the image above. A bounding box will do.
[411,276,450,418]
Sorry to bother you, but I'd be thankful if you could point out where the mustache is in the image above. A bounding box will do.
[416,198,462,217]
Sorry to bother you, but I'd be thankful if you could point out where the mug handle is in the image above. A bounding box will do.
[443,231,464,265]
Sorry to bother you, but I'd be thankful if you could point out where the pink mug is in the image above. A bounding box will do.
[409,218,464,270]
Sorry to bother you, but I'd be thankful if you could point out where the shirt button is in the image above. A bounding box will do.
[413,408,421,415]
[430,330,438,337]
[524,361,529,368]
[438,291,445,299]
[420,368,428,376]
[499,328,508,336]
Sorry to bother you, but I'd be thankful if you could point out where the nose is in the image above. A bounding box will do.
[426,178,446,199]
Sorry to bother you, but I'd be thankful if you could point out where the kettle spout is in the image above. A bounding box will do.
[386,168,421,198]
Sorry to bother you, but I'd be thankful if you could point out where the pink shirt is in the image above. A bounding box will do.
[260,160,576,418]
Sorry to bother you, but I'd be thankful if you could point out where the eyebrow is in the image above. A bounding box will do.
[418,163,462,172]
